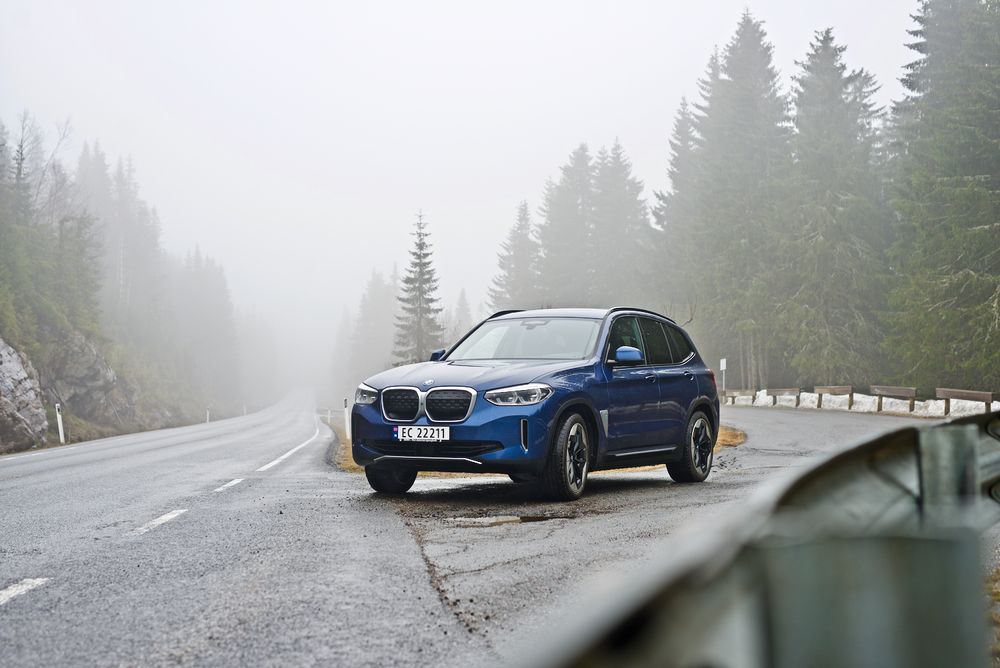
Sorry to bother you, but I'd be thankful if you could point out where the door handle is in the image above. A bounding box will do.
[683,371,695,380]
[644,375,656,383]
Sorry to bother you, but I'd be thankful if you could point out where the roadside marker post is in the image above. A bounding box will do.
[55,403,66,445]
[344,398,352,442]
[720,358,727,395]
[206,408,210,423]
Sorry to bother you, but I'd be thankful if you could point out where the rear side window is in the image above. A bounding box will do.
[638,318,672,365]
[664,324,694,363]
[606,317,644,361]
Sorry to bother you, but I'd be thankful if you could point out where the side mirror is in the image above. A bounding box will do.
[428,349,446,362]
[613,346,644,366]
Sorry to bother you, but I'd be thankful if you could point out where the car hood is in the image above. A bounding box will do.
[364,359,587,391]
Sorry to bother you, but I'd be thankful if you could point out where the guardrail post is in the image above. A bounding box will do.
[760,532,986,668]
[919,425,982,525]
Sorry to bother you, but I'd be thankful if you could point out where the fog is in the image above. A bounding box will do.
[0,2,916,387]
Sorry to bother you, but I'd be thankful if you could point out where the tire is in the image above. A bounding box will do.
[540,413,591,501]
[365,465,417,495]
[667,411,715,483]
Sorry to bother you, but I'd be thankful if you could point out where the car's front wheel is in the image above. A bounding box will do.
[541,412,590,501]
[667,411,714,483]
[364,465,417,495]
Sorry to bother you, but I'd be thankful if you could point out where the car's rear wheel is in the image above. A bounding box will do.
[365,465,417,495]
[667,411,714,483]
[540,413,590,501]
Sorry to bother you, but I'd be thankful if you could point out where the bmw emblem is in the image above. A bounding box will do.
[423,379,435,386]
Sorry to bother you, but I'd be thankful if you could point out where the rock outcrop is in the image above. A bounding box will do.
[42,331,134,427]
[0,336,48,453]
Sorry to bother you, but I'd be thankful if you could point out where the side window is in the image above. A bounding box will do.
[664,324,694,363]
[606,317,644,362]
[638,318,672,365]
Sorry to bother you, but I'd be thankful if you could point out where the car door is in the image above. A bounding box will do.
[658,322,701,445]
[603,316,661,451]
[636,317,677,445]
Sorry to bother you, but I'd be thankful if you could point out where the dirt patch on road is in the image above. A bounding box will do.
[328,419,746,478]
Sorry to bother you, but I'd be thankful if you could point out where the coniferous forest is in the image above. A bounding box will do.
[341,1,998,398]
[0,114,263,440]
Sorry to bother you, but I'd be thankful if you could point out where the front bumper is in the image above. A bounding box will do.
[351,399,556,474]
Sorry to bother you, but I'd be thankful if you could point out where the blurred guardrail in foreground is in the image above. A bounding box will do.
[725,384,997,418]
[532,411,1000,668]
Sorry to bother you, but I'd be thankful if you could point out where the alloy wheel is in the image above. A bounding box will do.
[691,416,713,476]
[565,421,589,494]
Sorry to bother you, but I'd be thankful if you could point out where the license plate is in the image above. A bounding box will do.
[395,426,450,442]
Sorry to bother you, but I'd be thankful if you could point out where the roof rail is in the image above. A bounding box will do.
[606,306,676,324]
[486,309,524,319]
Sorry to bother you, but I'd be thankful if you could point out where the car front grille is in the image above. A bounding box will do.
[382,389,420,421]
[366,440,502,458]
[425,389,474,422]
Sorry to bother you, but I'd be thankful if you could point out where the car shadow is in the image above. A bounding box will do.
[363,471,685,510]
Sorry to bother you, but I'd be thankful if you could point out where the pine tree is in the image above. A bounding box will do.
[488,201,540,309]
[889,0,1000,390]
[393,212,445,363]
[687,13,792,389]
[536,145,595,306]
[350,270,398,380]
[651,100,699,316]
[779,29,891,385]
[449,288,473,342]
[591,140,650,306]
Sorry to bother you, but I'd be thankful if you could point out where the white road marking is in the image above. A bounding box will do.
[213,478,244,493]
[256,422,321,472]
[134,509,188,535]
[0,445,81,464]
[0,578,50,606]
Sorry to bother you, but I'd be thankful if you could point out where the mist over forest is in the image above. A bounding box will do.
[336,4,999,400]
[1,0,997,448]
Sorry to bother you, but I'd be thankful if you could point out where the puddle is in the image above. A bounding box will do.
[445,514,573,528]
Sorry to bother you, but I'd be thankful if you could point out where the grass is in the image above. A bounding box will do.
[326,418,746,478]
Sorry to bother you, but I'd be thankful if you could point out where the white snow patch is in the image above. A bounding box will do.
[949,398,992,417]
[822,393,855,411]
[851,394,878,413]
[912,399,943,418]
[775,394,798,408]
[734,395,754,406]
[755,390,769,406]
[799,392,819,409]
[880,397,914,414]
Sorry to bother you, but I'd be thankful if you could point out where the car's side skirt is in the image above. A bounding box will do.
[594,445,682,471]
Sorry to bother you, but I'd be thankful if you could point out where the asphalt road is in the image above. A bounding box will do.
[0,401,925,666]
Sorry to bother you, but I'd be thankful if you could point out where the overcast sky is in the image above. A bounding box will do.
[1,0,916,356]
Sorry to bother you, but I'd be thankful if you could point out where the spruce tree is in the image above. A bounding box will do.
[590,141,650,306]
[393,212,445,364]
[535,145,595,306]
[889,0,1000,390]
[781,29,891,385]
[651,100,699,316]
[488,201,540,309]
[688,13,792,388]
[349,270,398,381]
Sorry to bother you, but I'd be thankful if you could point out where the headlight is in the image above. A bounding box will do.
[485,383,553,406]
[355,383,378,405]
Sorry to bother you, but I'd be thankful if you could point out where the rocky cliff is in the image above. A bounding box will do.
[41,331,135,427]
[0,336,48,453]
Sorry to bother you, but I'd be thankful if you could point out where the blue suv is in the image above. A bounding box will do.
[351,308,720,500]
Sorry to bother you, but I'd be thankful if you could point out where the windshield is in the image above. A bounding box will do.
[447,317,601,361]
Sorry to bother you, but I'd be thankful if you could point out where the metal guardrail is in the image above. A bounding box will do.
[531,411,1000,668]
